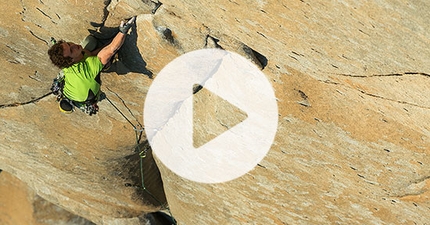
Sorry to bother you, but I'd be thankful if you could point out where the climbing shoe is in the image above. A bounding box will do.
[59,98,73,113]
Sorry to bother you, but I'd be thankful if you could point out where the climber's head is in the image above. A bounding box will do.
[48,40,83,69]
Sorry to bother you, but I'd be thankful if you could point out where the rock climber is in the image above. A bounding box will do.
[47,16,136,114]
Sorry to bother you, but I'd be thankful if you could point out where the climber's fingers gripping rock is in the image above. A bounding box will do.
[119,16,136,34]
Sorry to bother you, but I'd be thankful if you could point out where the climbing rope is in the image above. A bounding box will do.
[105,93,177,224]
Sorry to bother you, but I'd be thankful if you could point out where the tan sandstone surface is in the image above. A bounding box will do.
[0,0,429,224]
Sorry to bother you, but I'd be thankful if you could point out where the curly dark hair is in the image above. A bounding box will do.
[48,40,74,69]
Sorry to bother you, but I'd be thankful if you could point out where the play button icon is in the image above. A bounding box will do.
[192,85,248,148]
[144,49,278,183]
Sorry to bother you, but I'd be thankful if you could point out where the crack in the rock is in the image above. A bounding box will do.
[256,31,267,39]
[298,90,308,100]
[289,55,298,61]
[36,7,57,24]
[357,89,430,109]
[292,51,304,57]
[28,29,48,45]
[358,29,370,36]
[404,72,430,77]
[318,71,430,109]
[8,60,21,64]
[0,92,52,109]
[6,44,20,54]
[5,44,23,64]
[334,72,430,78]
[106,87,142,128]
[228,0,240,5]
[36,7,52,20]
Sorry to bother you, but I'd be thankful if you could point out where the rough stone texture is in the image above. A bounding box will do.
[0,171,94,225]
[0,0,429,224]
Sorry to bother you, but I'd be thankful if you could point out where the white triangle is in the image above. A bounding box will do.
[193,85,248,148]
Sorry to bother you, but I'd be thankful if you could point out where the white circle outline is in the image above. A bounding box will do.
[144,49,278,183]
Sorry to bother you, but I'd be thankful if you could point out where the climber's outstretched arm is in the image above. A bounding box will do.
[97,32,126,65]
[97,16,135,66]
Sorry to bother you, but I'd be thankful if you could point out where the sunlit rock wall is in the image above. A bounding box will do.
[0,0,429,224]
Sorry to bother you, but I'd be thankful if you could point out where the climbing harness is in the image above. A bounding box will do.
[50,70,64,101]
[50,36,99,115]
[50,70,100,116]
[105,93,177,225]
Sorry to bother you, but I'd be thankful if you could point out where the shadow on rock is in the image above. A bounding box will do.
[143,211,176,225]
[88,22,153,78]
[120,140,167,208]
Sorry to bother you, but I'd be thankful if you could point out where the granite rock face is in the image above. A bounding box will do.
[0,0,429,224]
[0,171,94,225]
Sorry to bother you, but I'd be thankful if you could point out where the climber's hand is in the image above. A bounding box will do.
[119,16,136,34]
